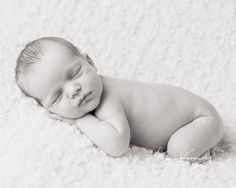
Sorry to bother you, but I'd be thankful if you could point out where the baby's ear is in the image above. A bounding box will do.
[83,53,97,71]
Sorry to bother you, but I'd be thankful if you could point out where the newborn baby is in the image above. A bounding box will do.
[15,37,224,162]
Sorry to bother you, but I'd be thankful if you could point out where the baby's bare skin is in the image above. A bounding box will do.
[19,38,223,161]
[94,75,223,154]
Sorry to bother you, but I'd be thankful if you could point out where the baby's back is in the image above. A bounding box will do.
[100,75,210,151]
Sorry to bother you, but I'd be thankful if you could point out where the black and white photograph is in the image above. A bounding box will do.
[0,0,236,187]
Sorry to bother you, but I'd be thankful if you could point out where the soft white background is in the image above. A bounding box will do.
[0,0,236,187]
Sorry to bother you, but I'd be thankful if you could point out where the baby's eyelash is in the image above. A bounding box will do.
[72,70,79,78]
[52,92,61,104]
[70,65,82,78]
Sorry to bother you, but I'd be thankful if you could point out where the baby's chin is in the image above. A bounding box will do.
[66,96,101,119]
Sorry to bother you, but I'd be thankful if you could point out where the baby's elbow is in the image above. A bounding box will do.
[110,128,130,157]
[108,138,130,157]
[108,145,129,157]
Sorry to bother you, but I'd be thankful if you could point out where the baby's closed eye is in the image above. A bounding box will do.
[69,64,82,79]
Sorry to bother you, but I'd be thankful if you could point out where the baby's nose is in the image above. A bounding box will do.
[66,83,81,99]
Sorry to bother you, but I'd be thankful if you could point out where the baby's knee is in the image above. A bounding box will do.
[167,134,194,159]
[207,116,224,144]
[201,100,224,141]
[204,116,224,146]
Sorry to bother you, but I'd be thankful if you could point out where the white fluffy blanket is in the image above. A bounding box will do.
[0,0,236,187]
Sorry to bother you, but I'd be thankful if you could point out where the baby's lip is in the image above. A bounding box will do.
[78,92,91,106]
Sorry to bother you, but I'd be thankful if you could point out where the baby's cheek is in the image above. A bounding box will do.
[50,103,71,117]
[86,96,100,112]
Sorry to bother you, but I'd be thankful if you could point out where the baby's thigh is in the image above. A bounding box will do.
[167,116,223,159]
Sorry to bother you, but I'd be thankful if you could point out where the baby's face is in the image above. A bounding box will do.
[24,41,103,118]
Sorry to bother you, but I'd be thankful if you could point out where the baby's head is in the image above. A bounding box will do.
[15,37,103,118]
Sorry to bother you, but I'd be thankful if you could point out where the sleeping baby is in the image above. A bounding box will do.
[15,37,224,163]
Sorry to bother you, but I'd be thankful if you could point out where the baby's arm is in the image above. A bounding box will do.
[76,113,130,157]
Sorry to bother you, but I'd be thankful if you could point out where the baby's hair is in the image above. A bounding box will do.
[15,37,81,106]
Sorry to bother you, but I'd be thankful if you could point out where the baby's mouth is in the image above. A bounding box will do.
[78,92,91,106]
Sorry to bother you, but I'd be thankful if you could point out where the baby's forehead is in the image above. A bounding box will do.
[40,43,78,65]
[41,40,72,56]
[34,55,83,80]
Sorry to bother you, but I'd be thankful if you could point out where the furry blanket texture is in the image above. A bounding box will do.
[0,0,236,187]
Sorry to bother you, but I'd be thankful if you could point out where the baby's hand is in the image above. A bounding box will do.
[46,111,77,125]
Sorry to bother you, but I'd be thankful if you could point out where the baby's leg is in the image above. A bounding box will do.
[167,115,223,163]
